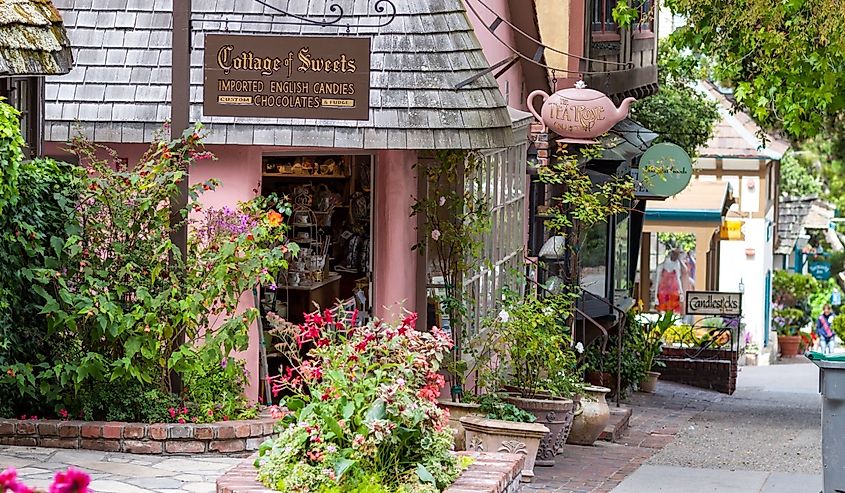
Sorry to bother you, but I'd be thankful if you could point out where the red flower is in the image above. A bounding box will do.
[50,467,90,493]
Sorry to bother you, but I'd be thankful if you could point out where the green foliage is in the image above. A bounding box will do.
[809,279,837,320]
[0,100,24,215]
[259,313,458,492]
[582,308,648,399]
[474,393,536,423]
[74,380,179,423]
[832,315,845,343]
[640,312,679,372]
[630,44,721,157]
[772,307,807,336]
[657,233,696,252]
[664,0,845,139]
[478,290,580,399]
[539,146,633,289]
[184,358,257,423]
[26,127,294,396]
[411,150,491,395]
[773,270,819,306]
[0,157,83,366]
[779,152,823,198]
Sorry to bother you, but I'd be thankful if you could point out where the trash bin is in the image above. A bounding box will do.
[808,351,845,493]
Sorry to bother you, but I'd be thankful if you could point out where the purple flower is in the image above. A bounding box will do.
[220,358,228,369]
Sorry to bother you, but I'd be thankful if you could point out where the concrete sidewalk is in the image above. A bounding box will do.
[611,465,821,492]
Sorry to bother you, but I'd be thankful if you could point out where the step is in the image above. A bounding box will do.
[598,406,632,442]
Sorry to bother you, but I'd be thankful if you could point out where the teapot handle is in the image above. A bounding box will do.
[527,90,550,132]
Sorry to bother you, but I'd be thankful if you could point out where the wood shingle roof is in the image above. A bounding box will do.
[44,0,515,149]
[0,0,73,75]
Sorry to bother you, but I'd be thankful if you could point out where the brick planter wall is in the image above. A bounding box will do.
[0,417,276,455]
[218,452,525,493]
[656,347,738,395]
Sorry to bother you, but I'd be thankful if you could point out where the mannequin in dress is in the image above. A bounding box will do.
[655,249,686,313]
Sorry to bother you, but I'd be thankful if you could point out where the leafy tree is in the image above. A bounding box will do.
[630,44,721,157]
[779,151,823,198]
[661,0,845,140]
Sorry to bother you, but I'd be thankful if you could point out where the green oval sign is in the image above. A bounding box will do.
[637,143,693,198]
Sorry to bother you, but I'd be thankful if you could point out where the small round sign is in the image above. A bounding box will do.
[638,143,693,198]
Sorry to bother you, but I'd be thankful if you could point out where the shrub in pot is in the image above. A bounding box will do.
[580,307,648,400]
[479,290,582,466]
[638,311,677,393]
[773,306,807,358]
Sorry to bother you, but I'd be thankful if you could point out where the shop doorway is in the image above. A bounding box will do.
[257,153,373,391]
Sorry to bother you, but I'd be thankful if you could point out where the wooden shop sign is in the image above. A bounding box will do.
[203,34,370,120]
[685,291,742,316]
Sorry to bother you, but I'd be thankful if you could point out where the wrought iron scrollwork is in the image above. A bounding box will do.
[193,0,397,30]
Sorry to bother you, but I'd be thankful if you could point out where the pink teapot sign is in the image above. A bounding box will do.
[527,81,636,143]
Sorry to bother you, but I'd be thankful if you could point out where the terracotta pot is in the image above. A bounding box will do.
[461,415,549,483]
[437,400,481,451]
[639,371,660,393]
[778,335,801,358]
[503,395,577,466]
[567,386,610,445]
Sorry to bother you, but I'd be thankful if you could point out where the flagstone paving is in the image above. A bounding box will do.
[0,446,243,493]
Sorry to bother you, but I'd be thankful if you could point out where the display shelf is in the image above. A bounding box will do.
[262,173,350,179]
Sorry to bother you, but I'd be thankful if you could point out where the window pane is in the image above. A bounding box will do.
[581,222,608,297]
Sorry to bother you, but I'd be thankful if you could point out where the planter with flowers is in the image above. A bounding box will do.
[257,310,470,492]
[638,311,677,393]
[478,290,582,467]
[773,306,807,358]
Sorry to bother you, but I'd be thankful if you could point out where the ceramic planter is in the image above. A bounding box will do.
[437,399,481,451]
[460,415,549,483]
[503,395,577,466]
[567,386,610,446]
[639,371,660,393]
[778,335,801,358]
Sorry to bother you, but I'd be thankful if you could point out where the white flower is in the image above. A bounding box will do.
[575,342,584,354]
[439,196,446,206]
[431,229,441,241]
[498,310,510,323]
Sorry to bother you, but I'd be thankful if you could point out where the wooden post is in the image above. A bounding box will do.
[171,0,191,261]
[170,0,191,393]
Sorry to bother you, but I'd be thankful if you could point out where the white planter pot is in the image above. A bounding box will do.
[460,415,549,482]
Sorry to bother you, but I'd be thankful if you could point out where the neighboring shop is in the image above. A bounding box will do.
[0,0,73,157]
[42,1,531,399]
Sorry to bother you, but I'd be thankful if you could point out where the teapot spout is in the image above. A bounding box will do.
[615,97,637,118]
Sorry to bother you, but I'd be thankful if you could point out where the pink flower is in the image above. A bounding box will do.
[0,468,20,488]
[50,467,90,493]
[59,409,68,420]
[177,418,186,424]
[430,229,441,241]
[438,196,446,206]
[168,408,176,419]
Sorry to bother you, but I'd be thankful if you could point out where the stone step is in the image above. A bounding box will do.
[598,406,632,442]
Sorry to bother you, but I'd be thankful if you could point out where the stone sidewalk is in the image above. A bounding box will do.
[0,445,241,492]
[525,381,724,492]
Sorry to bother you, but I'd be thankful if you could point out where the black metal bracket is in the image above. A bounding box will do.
[192,0,397,31]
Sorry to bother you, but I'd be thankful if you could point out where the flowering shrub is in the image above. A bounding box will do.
[256,311,460,492]
[0,123,296,420]
[0,466,89,493]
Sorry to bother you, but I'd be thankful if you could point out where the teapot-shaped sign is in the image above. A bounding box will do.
[527,81,636,143]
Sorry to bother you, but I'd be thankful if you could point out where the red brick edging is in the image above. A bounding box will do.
[217,452,525,492]
[0,417,277,455]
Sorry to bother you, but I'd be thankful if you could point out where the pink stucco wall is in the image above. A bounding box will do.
[43,141,420,402]
[465,0,527,110]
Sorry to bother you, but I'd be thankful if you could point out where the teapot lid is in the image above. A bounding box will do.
[558,81,611,102]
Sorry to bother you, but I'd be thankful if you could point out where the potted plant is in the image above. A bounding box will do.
[773,305,807,357]
[460,393,549,482]
[638,311,678,393]
[479,290,582,466]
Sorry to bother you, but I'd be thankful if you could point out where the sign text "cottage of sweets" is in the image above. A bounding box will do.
[203,34,371,120]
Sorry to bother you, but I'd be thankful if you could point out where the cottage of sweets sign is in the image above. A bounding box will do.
[203,34,370,120]
[685,291,742,317]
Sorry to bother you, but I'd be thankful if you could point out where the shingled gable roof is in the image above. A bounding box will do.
[0,0,73,75]
[43,0,514,149]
